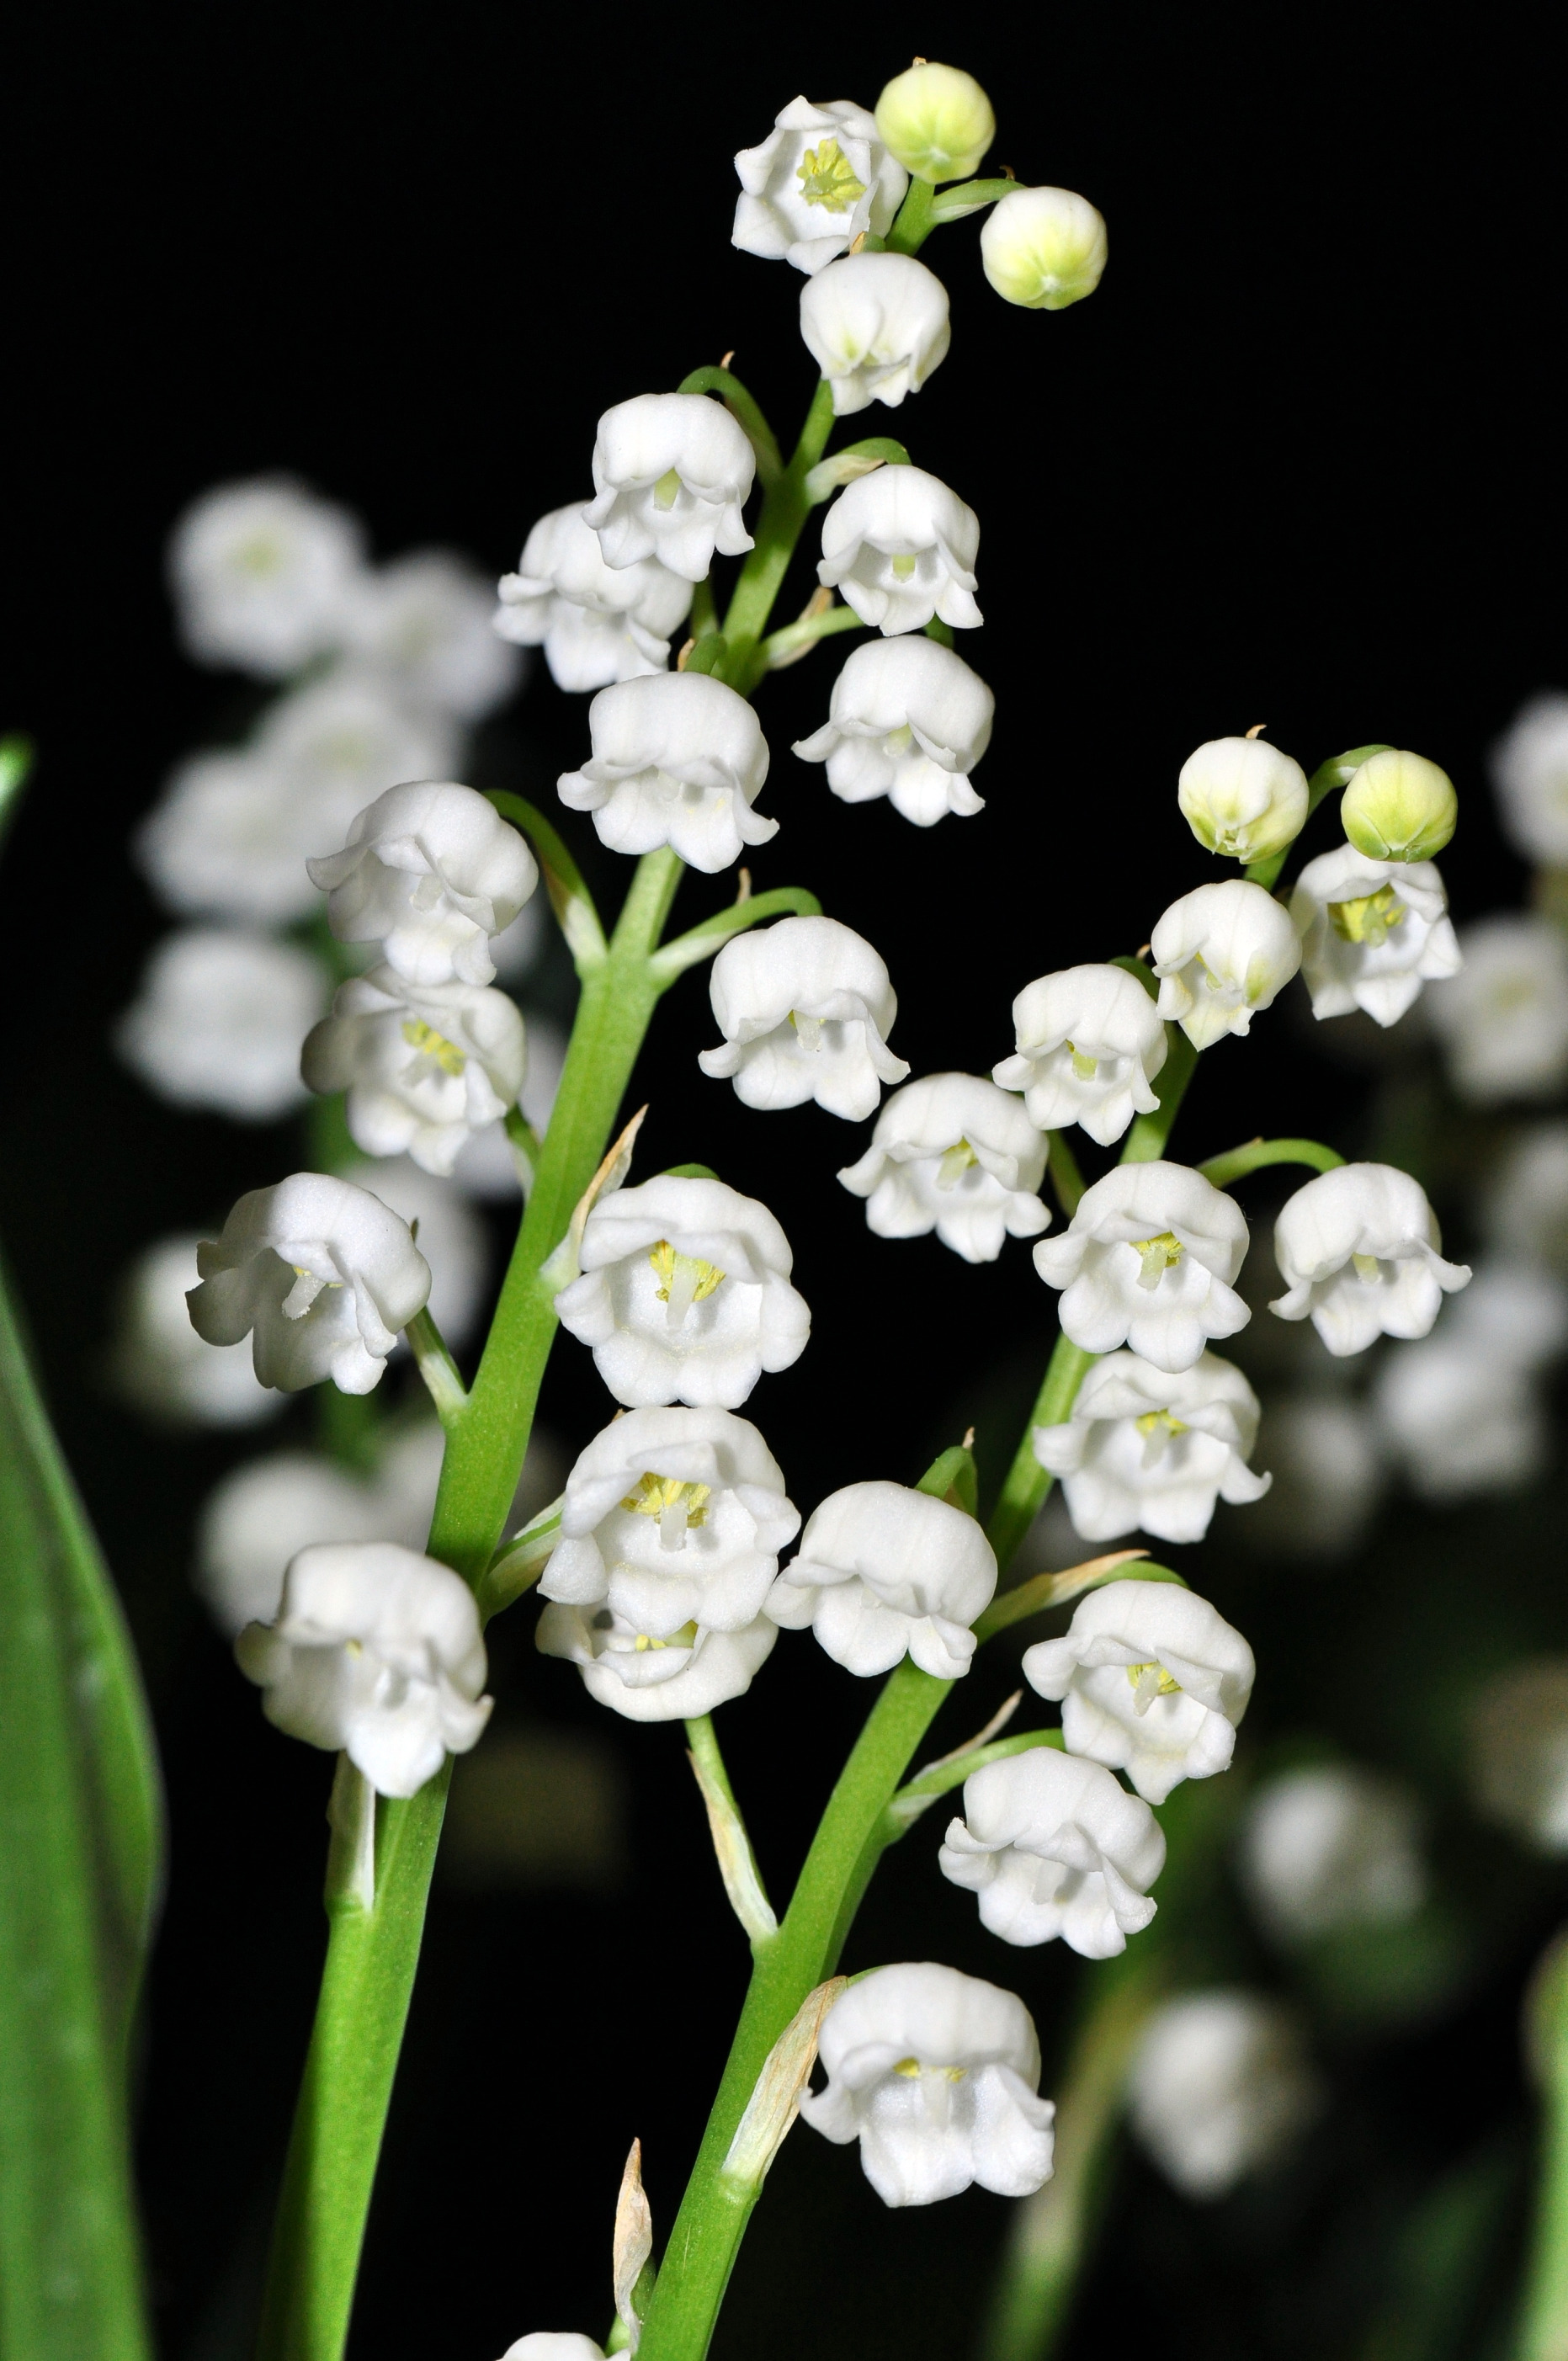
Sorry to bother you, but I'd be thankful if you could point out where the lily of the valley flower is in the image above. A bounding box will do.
[558,673,775,872]
[308,780,538,987]
[1471,1660,1568,1854]
[111,1236,282,1430]
[1291,843,1462,1027]
[498,2341,607,2361]
[1240,1765,1425,1943]
[186,1173,432,1395]
[535,1603,779,1723]
[1023,1577,1255,1804]
[979,184,1108,311]
[1128,1992,1318,2201]
[584,394,756,582]
[493,503,693,692]
[792,636,992,825]
[301,966,526,1177]
[732,95,907,274]
[1491,694,1568,867]
[116,927,326,1120]
[799,253,951,415]
[343,550,523,721]
[235,1540,492,1798]
[818,465,981,635]
[1341,747,1457,864]
[1270,1163,1470,1355]
[554,1174,811,1408]
[167,476,365,678]
[1150,879,1302,1049]
[1177,736,1309,864]
[699,915,909,1118]
[1034,1350,1270,1545]
[766,1480,997,1678]
[1031,1160,1250,1371]
[939,1746,1166,1956]
[1372,1260,1568,1501]
[837,1072,1050,1263]
[874,61,996,183]
[992,964,1168,1146]
[1427,914,1568,1103]
[800,1963,1055,2208]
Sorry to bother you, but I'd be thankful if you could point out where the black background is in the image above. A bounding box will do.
[6,8,1567,2357]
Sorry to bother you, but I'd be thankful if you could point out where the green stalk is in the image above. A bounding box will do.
[721,380,837,683]
[1517,1932,1568,2361]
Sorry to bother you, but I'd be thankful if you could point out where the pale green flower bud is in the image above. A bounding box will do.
[874,61,995,184]
[1177,736,1309,863]
[1342,747,1457,863]
[979,185,1108,311]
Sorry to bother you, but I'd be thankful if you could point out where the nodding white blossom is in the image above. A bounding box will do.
[1290,844,1461,1027]
[110,1235,283,1429]
[308,780,538,987]
[799,1962,1055,2209]
[554,1175,810,1409]
[732,94,907,274]
[1240,1766,1425,1944]
[302,968,526,1177]
[1128,1992,1318,2202]
[1177,736,1309,864]
[167,477,364,677]
[699,915,909,1119]
[765,1480,997,1680]
[979,184,1108,311]
[498,2341,606,2361]
[1470,1661,1568,1853]
[992,965,1168,1147]
[1032,1161,1250,1372]
[1239,1395,1384,1562]
[115,928,326,1120]
[818,466,981,636]
[236,1541,491,1798]
[558,673,775,872]
[1491,693,1568,866]
[584,395,756,582]
[939,1747,1166,1957]
[799,253,950,416]
[792,637,992,826]
[536,1603,779,1722]
[493,503,692,693]
[1034,1351,1270,1546]
[1151,879,1303,1050]
[1485,1122,1568,1271]
[342,551,523,720]
[186,1173,432,1395]
[449,1016,567,1200]
[874,61,995,183]
[1023,1577,1255,1805]
[1427,915,1568,1103]
[837,1072,1050,1263]
[1270,1163,1470,1356]
[343,1155,490,1348]
[1372,1260,1568,1501]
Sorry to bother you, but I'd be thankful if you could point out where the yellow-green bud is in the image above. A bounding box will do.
[1177,736,1309,863]
[979,184,1108,311]
[874,61,995,184]
[1341,747,1458,863]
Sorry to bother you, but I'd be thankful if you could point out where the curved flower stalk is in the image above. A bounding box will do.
[699,913,909,1116]
[939,1746,1166,1955]
[793,635,992,824]
[837,1071,1050,1261]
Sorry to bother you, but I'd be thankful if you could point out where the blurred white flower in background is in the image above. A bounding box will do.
[837,1071,1050,1263]
[732,94,907,274]
[1239,1765,1425,1942]
[1127,1991,1319,2200]
[798,252,950,414]
[167,478,365,677]
[341,1156,490,1348]
[793,636,992,826]
[1238,1393,1385,1561]
[1483,1122,1568,1270]
[1373,1259,1568,1500]
[1034,1350,1270,1545]
[1427,915,1568,1103]
[1491,692,1568,866]
[110,1235,284,1428]
[494,503,692,693]
[1291,846,1462,1028]
[115,928,326,1119]
[341,551,524,719]
[1470,1661,1568,1853]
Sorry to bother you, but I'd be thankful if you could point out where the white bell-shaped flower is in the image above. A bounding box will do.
[235,1540,491,1798]
[301,966,526,1178]
[1034,1350,1270,1545]
[1491,692,1568,866]
[1471,1661,1568,1854]
[818,465,981,635]
[800,1962,1055,2208]
[799,253,951,416]
[498,2340,606,2361]
[1270,1163,1470,1356]
[1372,1261,1568,1501]
[1290,843,1461,1027]
[308,780,538,987]
[765,1480,997,1679]
[1427,915,1568,1103]
[342,1154,490,1348]
[186,1173,432,1395]
[555,1175,810,1408]
[837,1072,1050,1263]
[558,673,775,872]
[115,928,326,1120]
[535,1603,778,1722]
[992,965,1168,1147]
[343,550,523,720]
[732,95,907,274]
[1023,1577,1255,1805]
[1177,736,1309,864]
[167,477,365,677]
[583,394,756,582]
[699,915,909,1118]
[939,1746,1166,1956]
[979,184,1108,311]
[493,503,693,692]
[1128,1992,1317,2201]
[1150,879,1302,1049]
[793,637,992,826]
[1032,1160,1250,1372]
[1240,1766,1425,1943]
[110,1236,283,1429]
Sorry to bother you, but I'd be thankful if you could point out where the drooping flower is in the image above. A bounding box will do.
[837,1072,1050,1263]
[535,1603,779,1722]
[302,967,526,1177]
[1427,915,1568,1103]
[493,503,693,692]
[979,185,1107,311]
[343,550,524,720]
[792,637,992,826]
[818,466,981,635]
[1127,1992,1318,2200]
[308,780,538,986]
[554,1175,810,1408]
[1470,1660,1568,1854]
[584,395,756,582]
[342,1154,492,1348]
[1290,843,1461,1026]
[1490,692,1568,866]
[699,915,909,1118]
[1239,1766,1424,1943]
[799,253,951,416]
[733,94,907,274]
[1176,736,1309,864]
[799,1962,1055,2208]
[1150,879,1302,1049]
[1031,1160,1250,1371]
[167,476,365,677]
[115,927,327,1119]
[1034,1351,1270,1545]
[1372,1260,1568,1501]
[1023,1577,1255,1804]
[110,1236,283,1429]
[992,965,1168,1147]
[235,1540,492,1798]
[1269,1163,1470,1355]
[558,673,775,872]
[939,1746,1165,1956]
[874,61,995,183]
[765,1480,997,1679]
[186,1173,433,1395]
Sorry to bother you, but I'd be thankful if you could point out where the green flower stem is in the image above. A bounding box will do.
[755,601,864,673]
[721,380,837,685]
[651,885,823,983]
[1518,1933,1568,2361]
[931,176,1016,224]
[1196,1135,1345,1189]
[676,365,784,487]
[1046,1131,1085,1218]
[1246,743,1393,892]
[885,175,938,253]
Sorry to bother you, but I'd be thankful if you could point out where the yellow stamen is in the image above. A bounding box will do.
[648,1240,726,1322]
[795,137,867,214]
[633,1620,700,1653]
[1126,1660,1183,1701]
[1352,1252,1382,1281]
[1129,1231,1183,1290]
[652,467,683,511]
[935,1140,978,1191]
[620,1475,712,1552]
[890,552,917,579]
[1329,884,1407,947]
[1067,1040,1098,1082]
[893,2058,966,2080]
[401,1017,467,1075]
